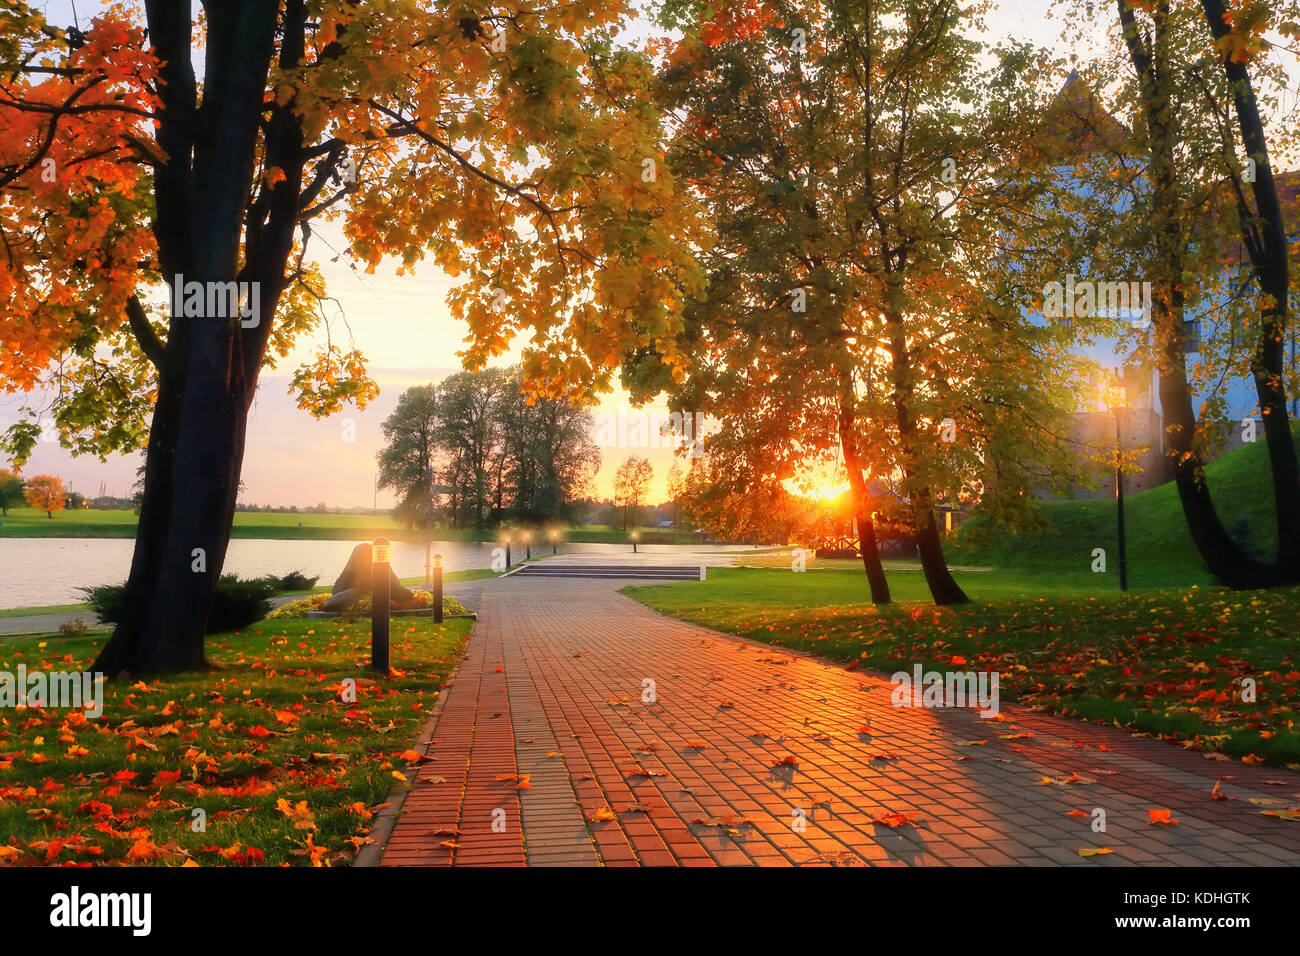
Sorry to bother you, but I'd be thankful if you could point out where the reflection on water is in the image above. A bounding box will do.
[0,537,736,609]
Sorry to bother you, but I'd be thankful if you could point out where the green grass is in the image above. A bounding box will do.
[0,615,472,866]
[948,425,1298,588]
[0,508,695,544]
[0,508,409,540]
[626,566,1300,766]
[0,570,497,619]
[0,603,90,619]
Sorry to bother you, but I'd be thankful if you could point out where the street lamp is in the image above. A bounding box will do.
[630,528,639,554]
[423,466,435,587]
[549,527,559,555]
[1106,370,1129,592]
[502,532,512,569]
[523,529,532,561]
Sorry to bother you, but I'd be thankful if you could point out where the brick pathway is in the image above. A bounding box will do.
[375,575,1300,867]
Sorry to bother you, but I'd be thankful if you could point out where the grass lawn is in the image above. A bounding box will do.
[0,569,497,619]
[0,615,471,866]
[0,508,697,544]
[0,603,90,619]
[625,566,1300,767]
[948,423,1298,589]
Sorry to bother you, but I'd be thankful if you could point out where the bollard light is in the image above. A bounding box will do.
[550,527,558,555]
[524,529,532,561]
[371,537,391,673]
[631,528,639,554]
[433,553,443,624]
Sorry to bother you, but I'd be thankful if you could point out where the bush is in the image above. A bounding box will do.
[81,575,277,635]
[264,570,319,592]
[266,590,468,620]
[58,617,89,636]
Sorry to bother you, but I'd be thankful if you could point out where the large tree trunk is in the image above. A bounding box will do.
[90,368,182,674]
[1200,0,1300,574]
[93,1,293,675]
[1119,0,1296,588]
[884,300,969,605]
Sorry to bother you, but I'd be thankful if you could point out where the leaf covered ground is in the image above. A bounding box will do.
[0,616,471,866]
[626,567,1300,767]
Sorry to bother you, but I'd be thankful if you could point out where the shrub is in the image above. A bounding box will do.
[58,617,89,636]
[264,570,319,592]
[266,590,468,620]
[81,575,276,634]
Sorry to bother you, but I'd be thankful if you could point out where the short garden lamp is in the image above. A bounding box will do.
[630,528,639,554]
[523,529,532,561]
[549,527,559,555]
[433,553,443,624]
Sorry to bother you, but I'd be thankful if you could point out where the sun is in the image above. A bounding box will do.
[783,477,850,501]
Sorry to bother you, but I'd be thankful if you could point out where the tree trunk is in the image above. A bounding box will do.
[91,0,288,675]
[884,301,969,604]
[1119,0,1297,587]
[837,367,890,603]
[91,364,185,675]
[1200,0,1300,573]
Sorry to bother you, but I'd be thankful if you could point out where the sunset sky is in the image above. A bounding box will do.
[0,0,1211,507]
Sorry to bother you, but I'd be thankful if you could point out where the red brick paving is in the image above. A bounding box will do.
[377,576,1300,867]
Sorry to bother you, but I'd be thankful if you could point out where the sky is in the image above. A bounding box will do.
[3,1,1289,507]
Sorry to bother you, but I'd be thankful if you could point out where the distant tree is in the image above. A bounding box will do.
[437,369,506,528]
[65,491,87,510]
[0,469,24,516]
[377,386,441,528]
[613,456,653,530]
[25,474,66,518]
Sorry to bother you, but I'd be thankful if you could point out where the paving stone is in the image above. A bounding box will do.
[377,574,1300,867]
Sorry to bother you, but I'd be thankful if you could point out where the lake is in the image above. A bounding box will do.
[0,537,740,609]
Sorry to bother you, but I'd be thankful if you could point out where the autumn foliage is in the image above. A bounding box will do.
[22,473,65,517]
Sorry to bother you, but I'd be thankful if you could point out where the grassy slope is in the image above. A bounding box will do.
[948,427,1295,589]
[0,616,472,866]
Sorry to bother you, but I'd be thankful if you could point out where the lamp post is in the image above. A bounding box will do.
[1107,371,1129,592]
[524,529,531,561]
[371,537,391,672]
[630,528,639,554]
[550,528,558,555]
[423,465,434,587]
[504,533,511,569]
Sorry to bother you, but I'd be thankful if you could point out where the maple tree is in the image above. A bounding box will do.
[648,0,1084,604]
[1056,0,1300,587]
[1197,0,1300,578]
[22,473,65,518]
[672,453,819,545]
[0,1,697,673]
